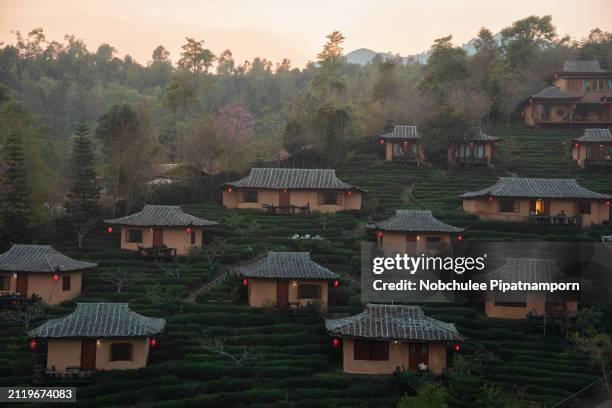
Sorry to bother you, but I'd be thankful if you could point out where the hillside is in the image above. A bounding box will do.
[1,124,611,407]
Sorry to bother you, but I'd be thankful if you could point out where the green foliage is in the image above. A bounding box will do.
[396,383,448,408]
[66,120,99,222]
[1,131,31,242]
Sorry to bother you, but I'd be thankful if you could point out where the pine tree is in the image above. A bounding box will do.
[66,121,99,246]
[1,131,32,243]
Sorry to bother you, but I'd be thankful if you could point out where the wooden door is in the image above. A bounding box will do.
[276,281,289,307]
[279,190,291,213]
[153,229,164,248]
[16,273,28,296]
[406,234,417,255]
[543,200,551,215]
[408,343,429,371]
[80,339,97,371]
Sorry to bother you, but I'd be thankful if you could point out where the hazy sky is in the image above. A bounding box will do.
[1,0,611,68]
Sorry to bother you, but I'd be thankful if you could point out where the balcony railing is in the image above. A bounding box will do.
[535,115,612,124]
[392,154,419,164]
[137,245,177,258]
[457,156,487,164]
[34,367,95,384]
[528,214,577,225]
[585,158,612,167]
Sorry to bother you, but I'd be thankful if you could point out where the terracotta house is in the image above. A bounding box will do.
[523,60,612,127]
[484,258,577,319]
[105,205,218,256]
[377,125,426,165]
[461,177,611,227]
[223,168,364,213]
[572,128,612,169]
[0,245,96,305]
[373,210,463,256]
[448,127,500,167]
[326,304,463,375]
[28,303,165,377]
[240,252,339,310]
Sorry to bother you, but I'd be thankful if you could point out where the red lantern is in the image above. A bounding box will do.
[53,273,59,282]
[574,143,580,149]
[333,279,340,288]
[488,196,494,204]
[347,190,352,196]
[332,338,340,348]
[457,235,463,241]
[242,278,248,287]
[227,187,233,193]
[107,226,113,233]
[453,343,461,352]
[149,337,157,347]
[185,227,192,233]
[376,230,384,238]
[30,339,37,350]
[378,138,384,145]
[606,200,611,207]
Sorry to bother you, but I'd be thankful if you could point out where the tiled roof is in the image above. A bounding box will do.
[575,129,612,143]
[531,86,578,99]
[376,210,463,233]
[326,304,463,341]
[380,125,420,141]
[487,258,558,284]
[28,303,165,338]
[105,205,218,227]
[469,127,500,142]
[0,245,96,273]
[226,168,364,191]
[562,60,607,73]
[460,177,610,199]
[240,252,339,280]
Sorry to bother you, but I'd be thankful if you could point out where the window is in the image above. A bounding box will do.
[110,343,133,361]
[499,199,516,213]
[577,201,591,215]
[320,191,340,205]
[126,229,142,243]
[0,275,9,291]
[297,284,322,299]
[190,231,196,245]
[243,190,258,203]
[426,237,441,251]
[62,276,71,291]
[354,340,389,361]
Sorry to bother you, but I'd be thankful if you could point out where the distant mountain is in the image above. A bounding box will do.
[345,33,502,65]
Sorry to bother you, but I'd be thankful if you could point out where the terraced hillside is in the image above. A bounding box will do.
[1,125,611,407]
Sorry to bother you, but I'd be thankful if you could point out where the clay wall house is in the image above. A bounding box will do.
[239,252,339,310]
[484,258,577,319]
[223,168,364,213]
[0,245,96,305]
[447,127,500,167]
[326,304,463,375]
[572,128,612,169]
[28,303,165,377]
[372,210,463,256]
[377,125,426,165]
[460,177,611,227]
[523,60,612,127]
[105,205,218,256]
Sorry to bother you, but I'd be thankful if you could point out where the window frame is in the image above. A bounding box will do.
[126,229,143,243]
[498,199,516,213]
[190,231,196,245]
[0,275,9,291]
[62,276,71,291]
[577,201,591,215]
[297,284,322,300]
[110,343,134,362]
[354,340,389,361]
[321,191,339,205]
[243,190,258,203]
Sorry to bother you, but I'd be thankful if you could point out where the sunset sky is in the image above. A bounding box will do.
[1,0,611,68]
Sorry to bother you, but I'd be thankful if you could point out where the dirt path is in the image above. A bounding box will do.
[185,269,231,303]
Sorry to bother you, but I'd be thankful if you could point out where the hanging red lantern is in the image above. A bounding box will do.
[53,273,59,282]
[376,230,384,238]
[332,338,340,348]
[488,196,494,204]
[227,187,233,193]
[453,343,461,352]
[30,339,37,350]
[457,235,463,241]
[149,337,157,347]
[347,190,352,196]
[333,279,340,288]
[606,200,611,207]
[574,143,580,149]
[107,226,113,233]
[378,138,385,145]
[242,278,248,287]
[185,227,192,233]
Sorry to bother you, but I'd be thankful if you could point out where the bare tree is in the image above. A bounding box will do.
[156,259,191,281]
[71,218,97,248]
[200,327,258,367]
[0,297,43,329]
[202,238,225,266]
[100,268,143,293]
